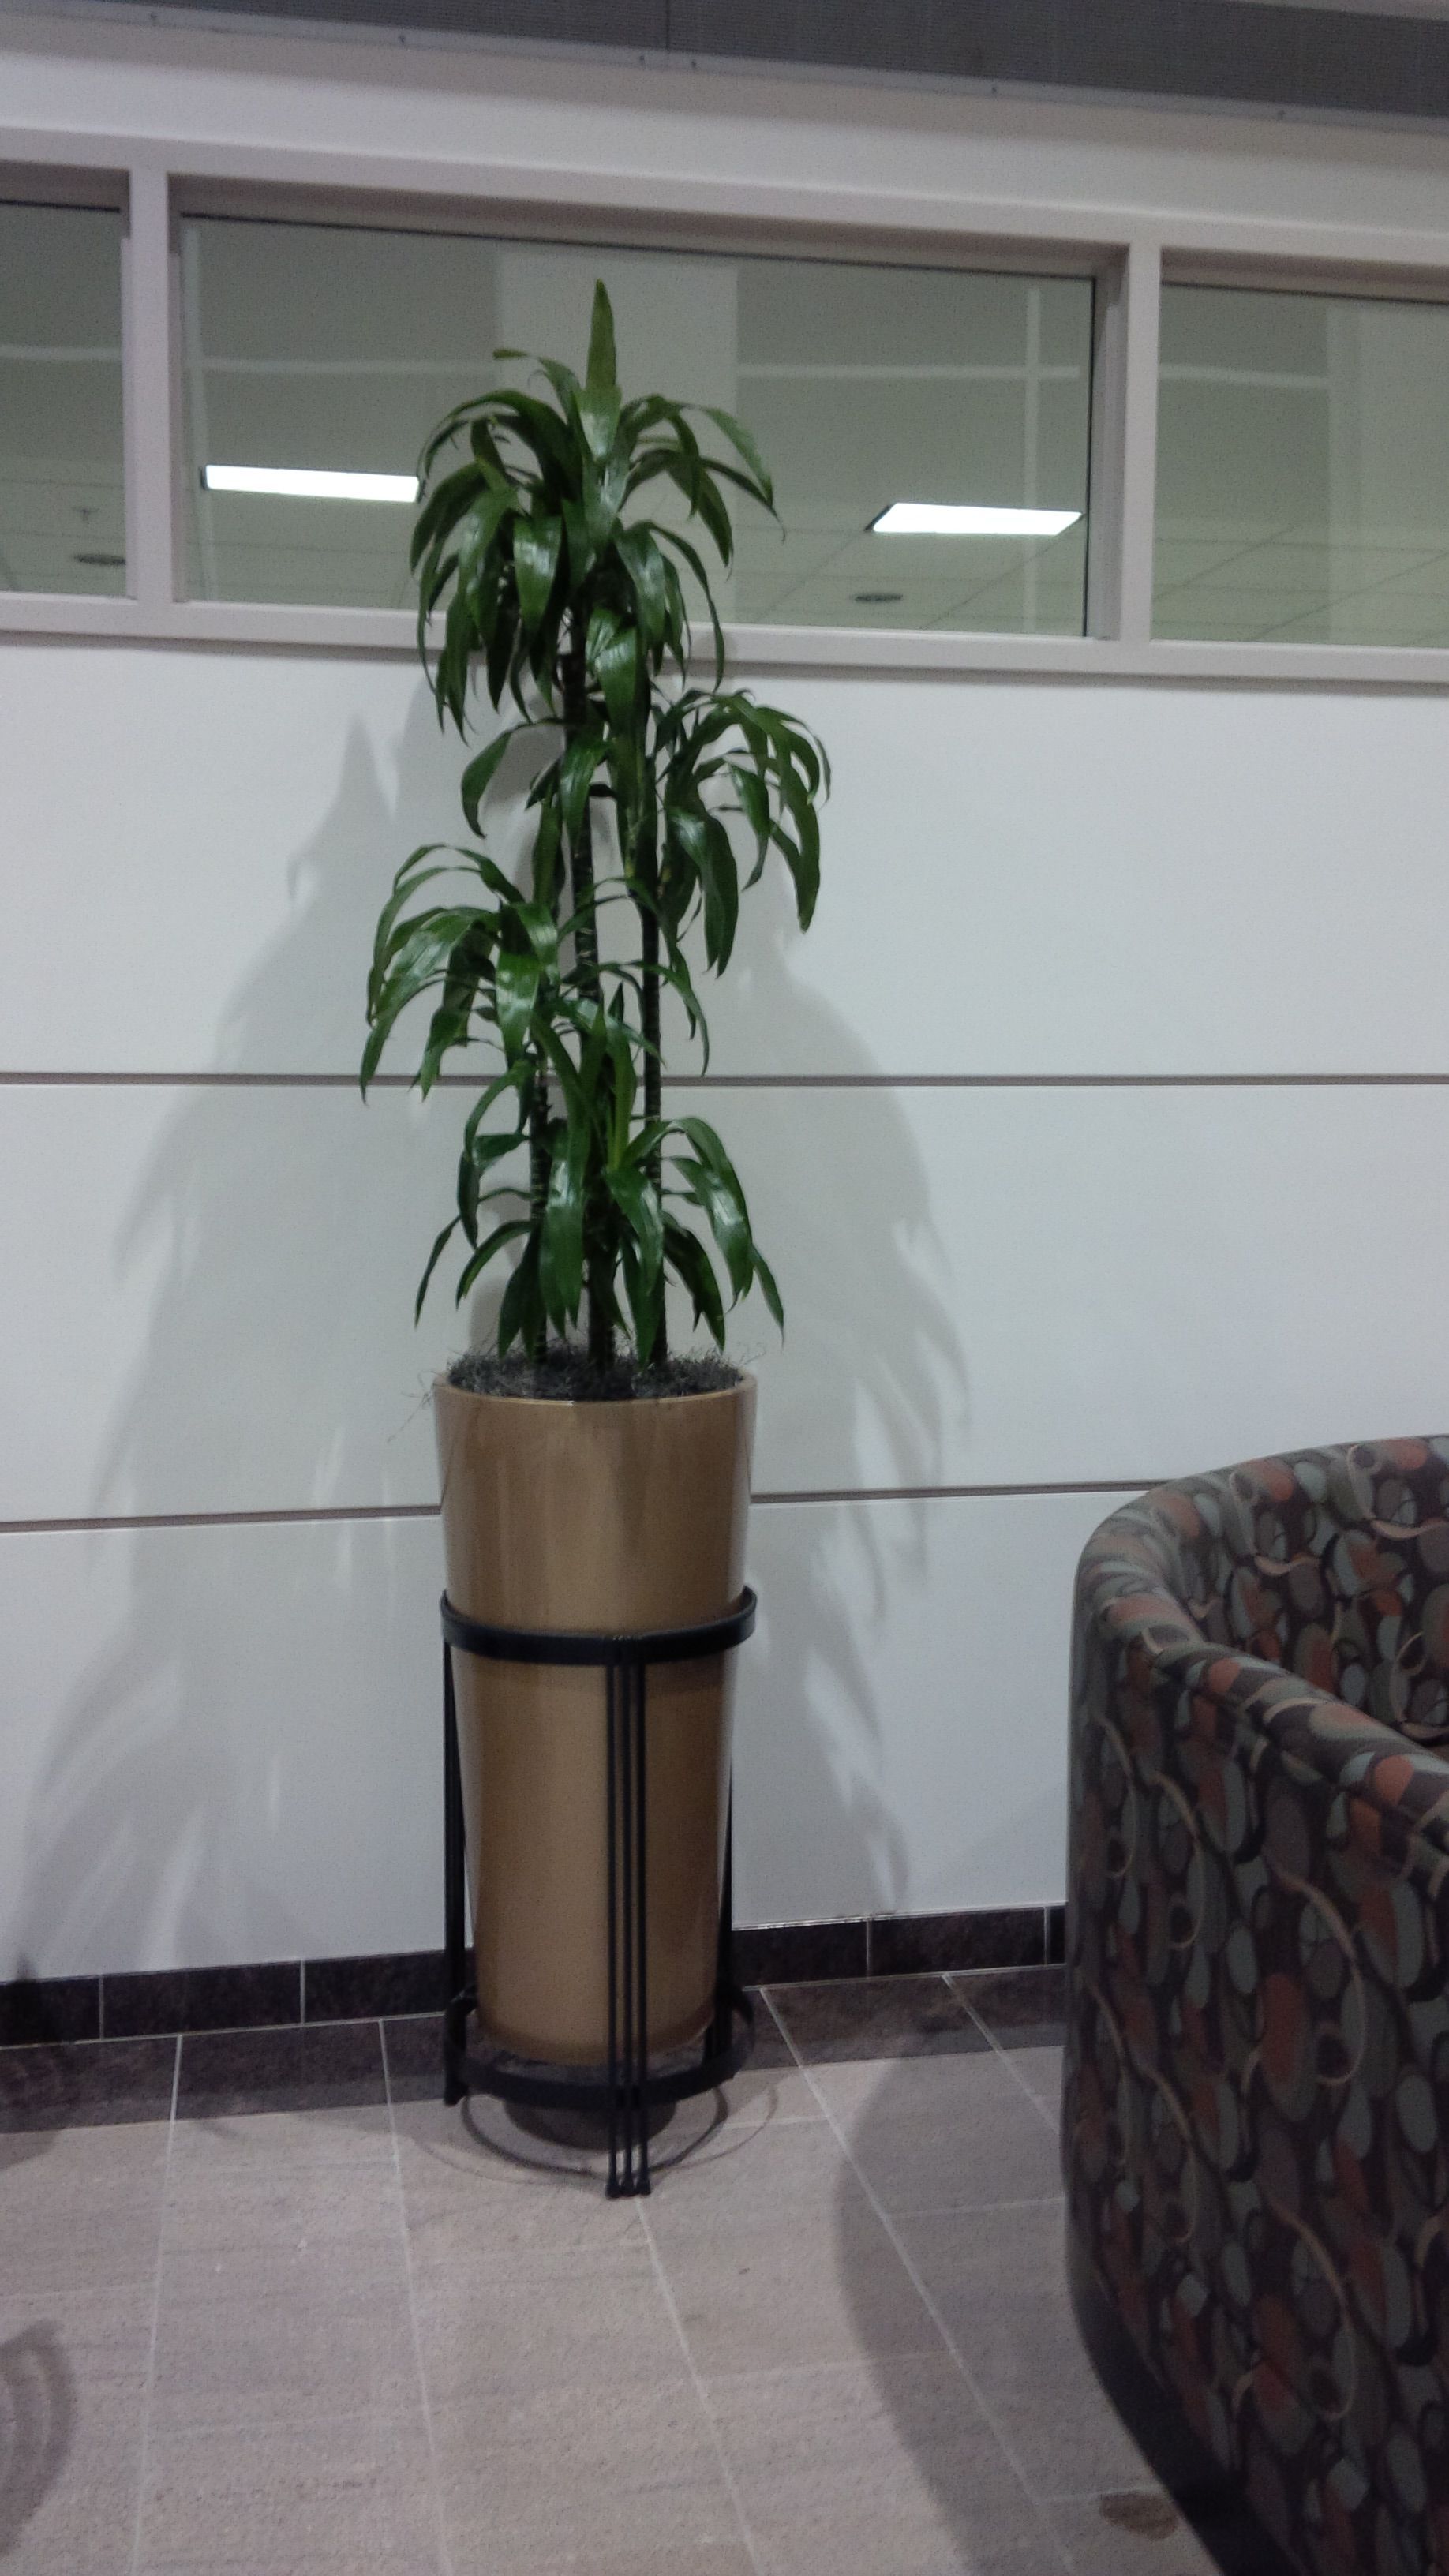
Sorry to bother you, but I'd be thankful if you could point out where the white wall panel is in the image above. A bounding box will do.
[0,1081,470,1522]
[694,676,1449,1078]
[5,1077,1447,1524]
[8,646,1449,1080]
[739,1488,1111,1924]
[0,1487,1106,1978]
[0,1514,444,1982]
[732,1080,1449,1492]
[0,645,457,1076]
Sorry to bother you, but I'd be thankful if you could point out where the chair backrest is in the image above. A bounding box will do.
[1078,1439,1449,1750]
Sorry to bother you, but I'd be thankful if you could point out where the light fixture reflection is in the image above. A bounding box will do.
[202,466,420,503]
[871,502,1081,537]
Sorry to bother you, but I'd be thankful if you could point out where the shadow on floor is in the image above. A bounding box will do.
[0,2323,76,2556]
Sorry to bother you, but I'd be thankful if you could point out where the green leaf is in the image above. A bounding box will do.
[540,1109,589,1326]
[752,1243,784,1333]
[616,526,667,653]
[514,513,563,639]
[481,388,575,482]
[495,1237,544,1357]
[586,608,639,730]
[459,728,518,834]
[603,1013,638,1166]
[663,1219,726,1346]
[676,1155,753,1301]
[672,1114,743,1185]
[414,1217,460,1323]
[578,384,622,462]
[608,1162,664,1275]
[458,1219,532,1305]
[531,796,563,907]
[560,730,605,845]
[667,807,739,971]
[513,897,559,972]
[586,281,618,394]
[583,452,628,559]
[410,460,489,573]
[494,945,542,1062]
[700,405,774,507]
[458,1121,527,1244]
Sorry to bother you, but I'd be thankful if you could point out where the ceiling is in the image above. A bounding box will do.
[54,0,1449,124]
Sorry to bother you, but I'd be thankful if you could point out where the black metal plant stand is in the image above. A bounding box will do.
[440,1586,757,2197]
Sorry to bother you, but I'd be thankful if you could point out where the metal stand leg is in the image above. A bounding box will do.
[706,1799,736,2064]
[442,1646,467,2106]
[607,1652,652,2198]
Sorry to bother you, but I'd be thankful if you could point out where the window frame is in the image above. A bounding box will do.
[5,126,1449,687]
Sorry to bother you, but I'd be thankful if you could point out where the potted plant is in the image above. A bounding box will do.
[361,284,827,2065]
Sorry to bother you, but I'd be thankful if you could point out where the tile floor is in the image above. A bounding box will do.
[0,1968,1218,2575]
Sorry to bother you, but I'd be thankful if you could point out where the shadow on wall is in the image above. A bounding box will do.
[13,686,460,1983]
[13,679,967,1978]
[676,882,970,1922]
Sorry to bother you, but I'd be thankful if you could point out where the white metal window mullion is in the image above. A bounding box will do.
[122,163,180,618]
[1086,234,1162,646]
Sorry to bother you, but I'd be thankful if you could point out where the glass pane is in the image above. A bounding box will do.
[1155,282,1449,645]
[0,203,125,597]
[179,215,1093,635]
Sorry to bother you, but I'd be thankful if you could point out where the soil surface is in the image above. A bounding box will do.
[444,1348,743,1403]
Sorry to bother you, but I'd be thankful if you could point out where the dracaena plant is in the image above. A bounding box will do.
[361,281,828,1373]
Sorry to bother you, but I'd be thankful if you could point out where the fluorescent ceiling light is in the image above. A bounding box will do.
[202,465,419,504]
[871,502,1081,537]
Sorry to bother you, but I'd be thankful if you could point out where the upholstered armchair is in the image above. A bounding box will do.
[1065,1441,1449,2576]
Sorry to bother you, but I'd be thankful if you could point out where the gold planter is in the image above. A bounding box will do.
[434,1373,755,2065]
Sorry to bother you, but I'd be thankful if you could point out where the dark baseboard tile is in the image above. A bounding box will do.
[103,1960,301,2040]
[1,1910,1068,2045]
[0,1975,101,2048]
[870,1907,1045,1976]
[732,1919,869,1985]
[0,2035,177,2132]
[303,1950,446,2023]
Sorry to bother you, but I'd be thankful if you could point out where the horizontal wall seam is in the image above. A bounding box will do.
[0,1480,1151,1535]
[2,1070,1449,1091]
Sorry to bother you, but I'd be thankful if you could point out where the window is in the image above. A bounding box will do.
[178,214,1095,634]
[1155,281,1449,646]
[0,200,125,596]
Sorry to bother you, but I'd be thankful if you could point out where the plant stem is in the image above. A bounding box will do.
[638,827,666,1367]
[562,625,601,1003]
[526,1046,549,1362]
[563,616,614,1368]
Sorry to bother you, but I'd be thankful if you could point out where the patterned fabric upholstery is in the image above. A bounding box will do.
[1065,1441,1449,2576]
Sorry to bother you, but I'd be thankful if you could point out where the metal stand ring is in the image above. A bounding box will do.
[441,1587,757,2197]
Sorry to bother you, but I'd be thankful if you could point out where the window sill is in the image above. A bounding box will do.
[3,587,1449,688]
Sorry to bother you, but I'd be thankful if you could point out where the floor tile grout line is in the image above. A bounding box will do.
[878,2191,1067,2221]
[945,1966,1068,2140]
[755,1984,817,2083]
[635,2199,769,2576]
[380,2020,456,2576]
[126,2033,181,2576]
[798,2056,1079,2576]
[953,1995,1065,2140]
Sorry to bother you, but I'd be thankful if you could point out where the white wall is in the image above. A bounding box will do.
[5,17,1449,1975]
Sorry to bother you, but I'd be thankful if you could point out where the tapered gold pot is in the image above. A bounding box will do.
[434,1373,755,2065]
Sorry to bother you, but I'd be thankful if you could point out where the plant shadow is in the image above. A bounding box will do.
[9,674,967,1992]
